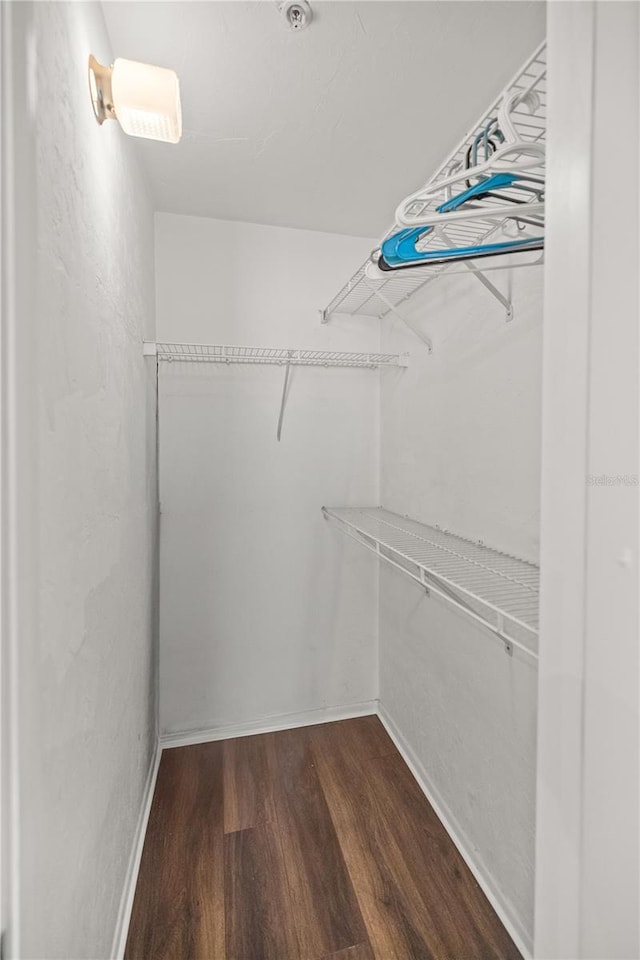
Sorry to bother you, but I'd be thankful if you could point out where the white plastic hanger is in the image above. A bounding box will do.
[395,91,545,229]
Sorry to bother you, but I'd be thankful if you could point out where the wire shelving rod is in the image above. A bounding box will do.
[323,506,539,661]
[143,341,408,368]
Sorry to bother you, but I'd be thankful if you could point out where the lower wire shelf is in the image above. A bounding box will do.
[322,506,539,661]
[144,341,407,368]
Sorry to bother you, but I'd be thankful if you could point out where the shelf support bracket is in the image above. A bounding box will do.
[364,279,433,352]
[464,263,514,321]
[437,235,514,321]
[276,354,293,442]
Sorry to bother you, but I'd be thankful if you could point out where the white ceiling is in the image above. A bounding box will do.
[103,1,545,237]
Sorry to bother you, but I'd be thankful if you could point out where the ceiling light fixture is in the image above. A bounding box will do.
[88,55,182,144]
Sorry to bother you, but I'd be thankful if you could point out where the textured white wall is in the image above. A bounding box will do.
[379,265,543,953]
[7,3,158,957]
[535,5,639,957]
[155,214,379,736]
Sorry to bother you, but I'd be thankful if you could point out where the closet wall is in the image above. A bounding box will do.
[155,214,380,738]
[377,267,542,952]
[5,3,158,957]
[535,4,639,955]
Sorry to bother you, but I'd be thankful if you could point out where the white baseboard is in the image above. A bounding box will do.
[111,741,162,960]
[160,699,379,749]
[376,704,533,960]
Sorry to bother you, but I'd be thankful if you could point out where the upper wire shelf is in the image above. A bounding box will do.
[144,341,407,368]
[323,506,539,660]
[321,42,546,322]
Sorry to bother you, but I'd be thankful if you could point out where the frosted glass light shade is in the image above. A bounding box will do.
[111,58,182,143]
[88,55,182,144]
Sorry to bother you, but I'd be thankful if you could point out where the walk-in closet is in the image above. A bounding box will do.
[2,2,638,960]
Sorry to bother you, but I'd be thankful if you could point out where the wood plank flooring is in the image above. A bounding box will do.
[125,716,522,960]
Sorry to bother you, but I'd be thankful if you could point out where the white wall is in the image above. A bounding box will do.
[155,214,380,737]
[5,3,158,957]
[378,264,543,953]
[535,4,639,957]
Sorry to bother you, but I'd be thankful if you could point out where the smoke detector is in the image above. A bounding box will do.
[279,0,313,31]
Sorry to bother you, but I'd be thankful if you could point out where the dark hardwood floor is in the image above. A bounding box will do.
[125,716,522,960]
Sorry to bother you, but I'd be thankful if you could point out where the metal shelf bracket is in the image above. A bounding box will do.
[467,265,514,321]
[364,279,433,353]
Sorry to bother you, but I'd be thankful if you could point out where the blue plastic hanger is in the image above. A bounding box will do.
[380,172,543,270]
[377,235,544,272]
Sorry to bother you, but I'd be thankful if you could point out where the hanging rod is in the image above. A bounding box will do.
[143,341,408,368]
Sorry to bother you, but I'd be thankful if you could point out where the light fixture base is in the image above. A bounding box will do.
[88,55,115,125]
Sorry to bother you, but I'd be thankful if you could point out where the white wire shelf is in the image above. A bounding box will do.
[323,506,539,660]
[144,341,407,368]
[321,42,546,322]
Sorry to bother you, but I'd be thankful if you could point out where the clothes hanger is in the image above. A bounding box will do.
[373,86,545,273]
[394,163,544,236]
[466,118,505,178]
[396,145,544,228]
[375,235,544,272]
[379,172,544,270]
[395,91,545,229]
